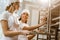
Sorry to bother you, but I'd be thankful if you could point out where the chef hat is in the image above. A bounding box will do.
[5,0,20,7]
[20,9,30,16]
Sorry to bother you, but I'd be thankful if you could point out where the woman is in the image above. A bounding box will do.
[1,2,19,40]
[1,2,29,40]
[18,9,46,40]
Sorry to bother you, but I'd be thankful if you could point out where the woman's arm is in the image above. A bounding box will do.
[1,20,23,37]
[23,21,46,31]
[23,17,47,31]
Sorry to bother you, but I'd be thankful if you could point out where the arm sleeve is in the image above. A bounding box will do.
[1,11,8,20]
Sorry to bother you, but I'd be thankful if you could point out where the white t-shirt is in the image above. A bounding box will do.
[1,11,18,40]
[18,21,29,40]
[8,13,20,31]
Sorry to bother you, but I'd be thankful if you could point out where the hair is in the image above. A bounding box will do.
[14,2,20,4]
[15,2,20,6]
[6,1,20,11]
[14,2,20,6]
[11,2,14,6]
[11,2,20,11]
[6,5,11,11]
[19,18,21,21]
[6,3,14,11]
[11,2,15,11]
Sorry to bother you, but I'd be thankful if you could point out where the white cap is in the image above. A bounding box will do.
[5,0,19,7]
[20,9,30,16]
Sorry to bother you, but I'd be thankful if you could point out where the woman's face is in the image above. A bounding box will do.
[13,3,20,10]
[21,12,29,22]
[15,4,19,10]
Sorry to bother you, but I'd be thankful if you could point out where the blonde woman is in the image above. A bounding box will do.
[18,9,46,40]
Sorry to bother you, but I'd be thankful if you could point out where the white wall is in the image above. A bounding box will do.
[30,9,39,26]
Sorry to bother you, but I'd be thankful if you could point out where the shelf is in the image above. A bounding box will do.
[51,22,60,26]
[52,17,60,21]
[37,38,47,40]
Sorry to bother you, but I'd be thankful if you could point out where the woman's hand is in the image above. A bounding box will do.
[35,29,44,33]
[38,21,46,27]
[21,30,31,35]
[38,17,47,27]
[41,16,46,21]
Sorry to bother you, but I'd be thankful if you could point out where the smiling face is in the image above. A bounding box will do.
[21,12,29,23]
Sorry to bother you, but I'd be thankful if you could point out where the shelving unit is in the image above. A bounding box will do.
[37,3,60,40]
[47,4,60,40]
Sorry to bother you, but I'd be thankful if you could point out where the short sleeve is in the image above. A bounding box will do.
[19,21,29,29]
[1,11,8,20]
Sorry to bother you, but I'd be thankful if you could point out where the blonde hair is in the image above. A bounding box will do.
[6,3,14,11]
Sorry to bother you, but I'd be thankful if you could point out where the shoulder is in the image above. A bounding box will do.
[2,11,9,16]
[1,11,10,20]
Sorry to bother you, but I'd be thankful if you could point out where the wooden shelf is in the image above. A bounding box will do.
[52,17,60,21]
[51,22,60,26]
